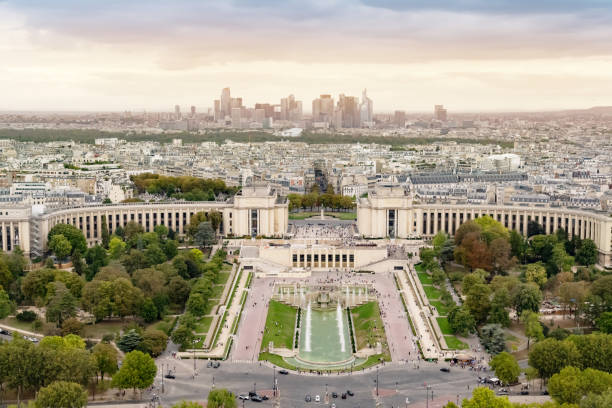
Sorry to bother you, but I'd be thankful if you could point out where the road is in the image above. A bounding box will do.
[107,359,480,408]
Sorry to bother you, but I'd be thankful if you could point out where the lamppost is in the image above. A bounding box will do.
[161,363,164,394]
[273,367,277,397]
[212,376,215,389]
[254,382,257,395]
[425,385,433,408]
[376,366,379,396]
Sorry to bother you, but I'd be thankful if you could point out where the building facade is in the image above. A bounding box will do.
[0,185,288,257]
[357,185,612,267]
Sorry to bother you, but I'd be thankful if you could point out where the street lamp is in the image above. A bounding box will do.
[161,363,164,394]
[273,367,277,397]
[425,385,432,408]
[376,366,379,396]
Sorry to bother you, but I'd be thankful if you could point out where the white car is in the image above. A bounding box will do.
[238,394,249,400]
[315,395,320,403]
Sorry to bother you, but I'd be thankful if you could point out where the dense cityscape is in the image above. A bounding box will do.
[0,1,611,408]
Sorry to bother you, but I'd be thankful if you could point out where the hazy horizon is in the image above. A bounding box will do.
[1,0,611,112]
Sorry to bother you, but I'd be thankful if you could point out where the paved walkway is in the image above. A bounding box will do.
[177,266,250,359]
[396,267,442,360]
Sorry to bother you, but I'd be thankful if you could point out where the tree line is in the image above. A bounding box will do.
[130,173,238,201]
[287,185,355,212]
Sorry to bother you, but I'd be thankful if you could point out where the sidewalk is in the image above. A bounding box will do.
[178,265,249,359]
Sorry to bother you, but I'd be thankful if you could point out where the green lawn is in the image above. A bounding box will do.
[351,302,388,352]
[261,300,297,350]
[194,316,214,334]
[415,263,425,273]
[417,272,433,285]
[214,271,231,285]
[210,284,225,300]
[259,352,297,370]
[430,301,450,316]
[0,317,42,333]
[423,285,442,300]
[444,335,468,350]
[82,321,126,339]
[436,317,453,335]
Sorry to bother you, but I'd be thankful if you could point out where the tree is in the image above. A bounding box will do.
[528,338,580,379]
[208,210,223,232]
[111,350,157,393]
[525,263,547,289]
[488,290,510,327]
[432,232,448,256]
[124,221,144,242]
[509,230,527,263]
[84,245,109,279]
[460,387,512,408]
[465,283,491,324]
[117,329,143,353]
[489,352,520,385]
[139,298,158,323]
[35,381,87,408]
[511,283,542,316]
[186,293,207,317]
[172,402,203,408]
[108,236,127,259]
[21,268,56,302]
[521,310,543,350]
[71,249,85,276]
[462,270,487,294]
[480,324,506,355]
[194,221,216,247]
[207,389,237,408]
[138,329,168,357]
[596,312,612,334]
[489,238,514,274]
[448,306,476,336]
[566,333,612,373]
[548,366,583,404]
[47,224,86,255]
[163,239,179,259]
[48,234,72,267]
[551,243,574,274]
[558,281,589,318]
[527,221,545,237]
[0,288,13,319]
[61,317,84,336]
[171,324,194,349]
[101,215,110,249]
[93,342,118,380]
[46,282,77,326]
[576,239,598,266]
[144,244,166,266]
[153,224,169,240]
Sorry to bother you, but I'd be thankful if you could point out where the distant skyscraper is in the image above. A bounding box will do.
[220,87,231,118]
[213,100,221,120]
[434,105,448,121]
[359,89,373,124]
[312,95,334,123]
[231,107,242,128]
[190,106,196,117]
[336,94,359,128]
[174,105,181,120]
[280,94,302,122]
[394,110,406,127]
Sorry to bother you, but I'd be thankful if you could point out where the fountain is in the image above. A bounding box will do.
[336,301,346,353]
[304,301,312,352]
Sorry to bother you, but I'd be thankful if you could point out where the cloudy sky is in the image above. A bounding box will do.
[1,0,612,112]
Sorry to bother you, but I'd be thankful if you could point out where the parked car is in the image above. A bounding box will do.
[207,361,213,368]
[520,390,530,395]
[305,394,312,402]
[212,361,221,368]
[279,369,289,375]
[164,371,175,379]
[341,393,347,399]
[0,329,9,335]
[249,391,258,398]
[347,390,354,396]
[238,394,249,400]
[332,392,338,398]
[440,367,450,372]
[251,395,263,402]
[315,395,320,402]
[261,395,269,401]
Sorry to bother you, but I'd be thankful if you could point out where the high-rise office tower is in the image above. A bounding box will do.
[312,95,334,123]
[214,100,221,120]
[231,107,242,128]
[190,106,196,117]
[280,94,302,121]
[174,105,181,120]
[220,87,231,118]
[359,89,373,124]
[336,94,359,128]
[434,105,448,121]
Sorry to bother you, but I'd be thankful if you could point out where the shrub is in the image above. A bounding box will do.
[16,310,37,322]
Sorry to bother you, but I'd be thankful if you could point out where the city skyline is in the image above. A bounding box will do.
[1,1,612,112]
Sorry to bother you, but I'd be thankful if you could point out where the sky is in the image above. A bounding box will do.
[1,0,612,113]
